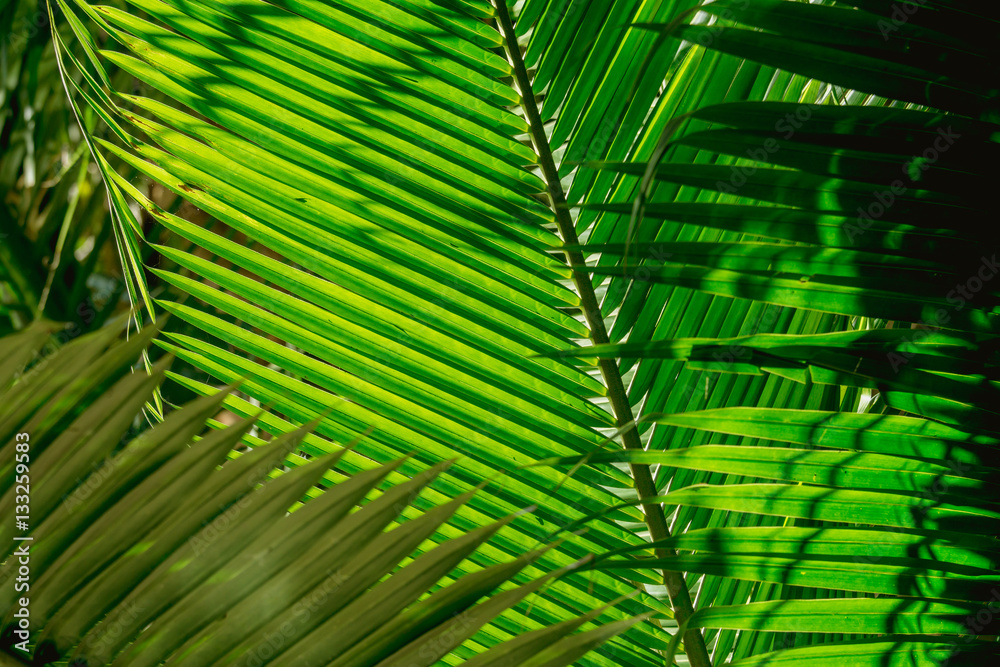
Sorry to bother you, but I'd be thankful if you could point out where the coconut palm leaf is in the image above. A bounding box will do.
[0,320,641,666]
[47,0,715,663]
[556,0,1000,663]
[43,0,1000,665]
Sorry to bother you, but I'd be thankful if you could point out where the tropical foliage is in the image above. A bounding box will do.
[0,319,645,666]
[0,0,997,665]
[0,0,129,335]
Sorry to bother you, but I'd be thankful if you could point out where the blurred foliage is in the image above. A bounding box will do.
[0,0,127,337]
[0,0,243,412]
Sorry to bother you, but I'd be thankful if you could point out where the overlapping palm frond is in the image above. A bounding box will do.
[518,1,857,662]
[0,320,645,666]
[42,0,1000,665]
[48,0,686,663]
[556,0,1000,663]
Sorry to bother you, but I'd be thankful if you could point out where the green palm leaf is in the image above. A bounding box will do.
[28,0,1000,665]
[560,0,1000,662]
[46,0,715,663]
[0,321,640,666]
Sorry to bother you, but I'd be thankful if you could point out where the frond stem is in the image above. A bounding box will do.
[492,3,711,666]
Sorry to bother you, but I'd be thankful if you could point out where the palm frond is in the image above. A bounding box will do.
[40,0,1000,664]
[0,320,639,666]
[560,0,1000,662]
